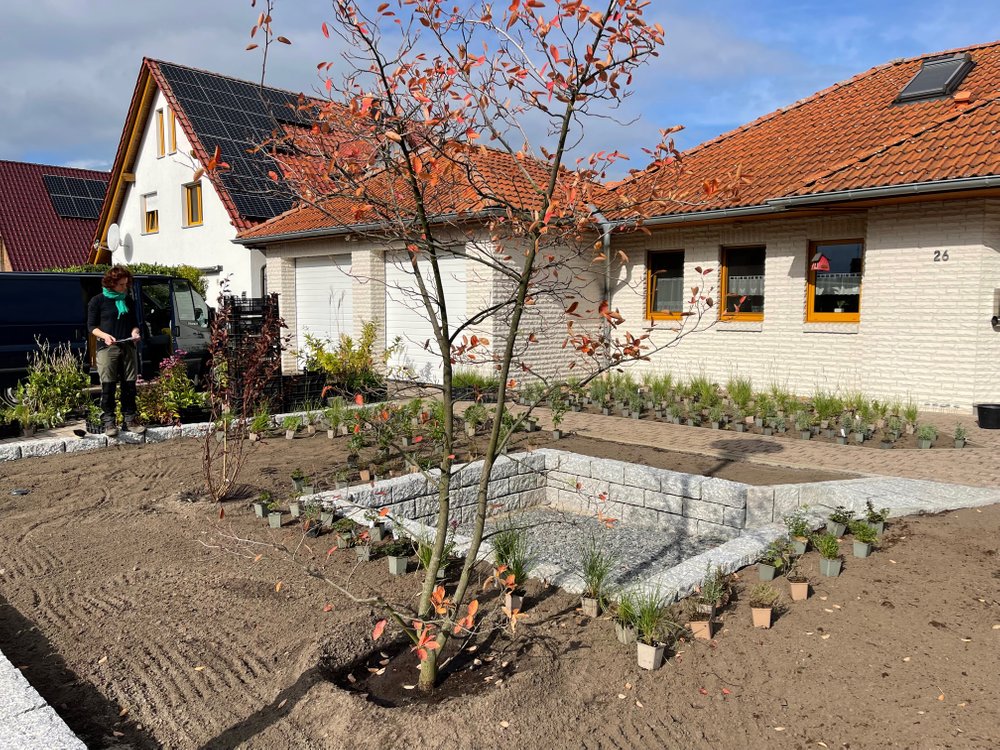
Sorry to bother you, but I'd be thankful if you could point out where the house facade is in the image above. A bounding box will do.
[89,59,317,302]
[601,41,1000,412]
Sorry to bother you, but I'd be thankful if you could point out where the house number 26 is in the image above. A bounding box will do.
[933,250,950,262]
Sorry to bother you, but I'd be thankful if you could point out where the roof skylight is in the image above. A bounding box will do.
[896,53,974,103]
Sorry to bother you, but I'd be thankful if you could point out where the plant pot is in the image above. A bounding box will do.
[333,532,352,549]
[762,427,774,436]
[791,537,808,555]
[615,622,636,645]
[581,596,600,618]
[249,432,261,442]
[880,441,893,450]
[285,430,296,440]
[252,501,267,518]
[268,512,282,529]
[871,520,885,535]
[836,436,848,445]
[504,591,524,614]
[954,438,965,449]
[853,541,872,558]
[636,642,665,671]
[327,429,336,439]
[368,524,385,542]
[799,430,811,440]
[819,557,842,577]
[751,607,772,629]
[852,432,865,444]
[975,403,1000,429]
[320,511,334,525]
[917,439,932,449]
[465,424,476,438]
[292,477,305,493]
[347,454,358,468]
[733,423,745,433]
[387,555,408,575]
[355,545,372,562]
[551,429,563,440]
[788,580,809,601]
[359,469,371,483]
[300,485,314,496]
[689,619,713,641]
[758,563,777,581]
[601,407,611,416]
[826,521,847,537]
[289,501,300,518]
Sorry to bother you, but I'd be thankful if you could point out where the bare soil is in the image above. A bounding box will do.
[0,432,996,749]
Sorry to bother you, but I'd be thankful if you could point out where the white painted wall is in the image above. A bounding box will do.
[113,87,265,303]
[606,199,1000,412]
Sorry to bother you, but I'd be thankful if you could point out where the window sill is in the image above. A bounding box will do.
[717,320,763,332]
[803,322,859,334]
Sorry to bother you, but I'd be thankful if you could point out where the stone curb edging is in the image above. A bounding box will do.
[0,649,86,749]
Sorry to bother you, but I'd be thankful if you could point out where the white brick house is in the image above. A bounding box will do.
[600,42,1000,412]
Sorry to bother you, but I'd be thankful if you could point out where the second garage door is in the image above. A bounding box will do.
[384,251,467,383]
[294,255,353,362]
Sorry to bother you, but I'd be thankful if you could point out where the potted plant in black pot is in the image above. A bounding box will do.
[815,532,843,577]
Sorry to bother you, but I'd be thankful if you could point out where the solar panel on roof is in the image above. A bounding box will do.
[897,53,974,103]
[42,174,107,219]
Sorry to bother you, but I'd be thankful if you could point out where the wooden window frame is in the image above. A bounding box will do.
[646,249,685,320]
[168,109,177,154]
[142,193,159,234]
[806,239,863,323]
[720,245,765,321]
[183,182,203,227]
[155,109,165,158]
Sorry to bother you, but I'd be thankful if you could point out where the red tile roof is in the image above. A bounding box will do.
[609,41,1000,219]
[238,143,607,241]
[0,160,109,271]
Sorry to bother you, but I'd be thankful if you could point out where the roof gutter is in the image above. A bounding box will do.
[614,175,1000,228]
[233,207,508,247]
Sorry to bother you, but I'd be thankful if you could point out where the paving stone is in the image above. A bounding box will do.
[0,444,21,461]
[64,436,107,454]
[19,439,66,458]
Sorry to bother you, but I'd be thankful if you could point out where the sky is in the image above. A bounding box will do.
[2,0,999,177]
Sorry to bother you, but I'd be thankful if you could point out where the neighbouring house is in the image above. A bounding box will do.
[600,41,1000,412]
[87,59,356,303]
[0,160,108,271]
[235,144,604,381]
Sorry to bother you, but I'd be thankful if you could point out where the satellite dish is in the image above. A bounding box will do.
[122,233,134,263]
[107,223,121,254]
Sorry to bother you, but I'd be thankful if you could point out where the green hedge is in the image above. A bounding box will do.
[47,263,207,299]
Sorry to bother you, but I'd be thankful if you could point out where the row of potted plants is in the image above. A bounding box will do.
[516,373,967,449]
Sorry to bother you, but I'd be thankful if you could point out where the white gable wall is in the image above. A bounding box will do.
[114,87,264,304]
[607,198,1000,412]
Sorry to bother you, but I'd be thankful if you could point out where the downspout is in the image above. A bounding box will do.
[589,206,614,374]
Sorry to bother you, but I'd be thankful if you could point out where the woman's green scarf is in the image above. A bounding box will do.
[102,287,129,318]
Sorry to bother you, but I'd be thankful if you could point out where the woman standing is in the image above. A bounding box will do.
[87,266,146,437]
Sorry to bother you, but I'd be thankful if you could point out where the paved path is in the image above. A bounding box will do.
[529,408,1000,488]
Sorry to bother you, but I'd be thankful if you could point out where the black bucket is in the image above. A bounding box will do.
[975,403,1000,429]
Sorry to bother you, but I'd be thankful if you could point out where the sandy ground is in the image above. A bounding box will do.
[0,432,996,749]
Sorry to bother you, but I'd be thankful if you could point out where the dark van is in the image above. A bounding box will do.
[0,272,211,390]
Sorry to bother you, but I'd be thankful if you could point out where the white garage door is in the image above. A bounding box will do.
[295,255,353,361]
[385,251,467,383]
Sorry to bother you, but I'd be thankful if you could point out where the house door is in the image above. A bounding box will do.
[294,255,353,364]
[384,250,467,383]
